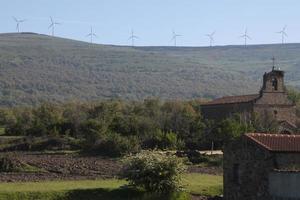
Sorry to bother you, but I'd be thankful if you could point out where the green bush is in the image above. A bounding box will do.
[120,150,186,193]
[186,151,209,164]
[143,130,184,150]
[94,133,140,157]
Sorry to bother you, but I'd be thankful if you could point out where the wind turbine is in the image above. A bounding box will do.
[240,28,251,47]
[13,17,26,33]
[206,31,215,47]
[276,25,288,44]
[128,29,139,46]
[48,17,60,36]
[171,30,182,47]
[86,26,97,44]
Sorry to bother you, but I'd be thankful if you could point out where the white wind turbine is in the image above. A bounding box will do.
[206,31,215,47]
[240,28,251,47]
[86,26,97,44]
[171,30,182,47]
[48,16,61,36]
[128,29,139,46]
[13,17,26,33]
[276,25,288,44]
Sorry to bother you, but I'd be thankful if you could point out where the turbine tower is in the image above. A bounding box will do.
[171,30,182,47]
[277,25,288,44]
[240,28,251,47]
[13,17,26,33]
[86,26,97,44]
[206,31,215,47]
[48,17,60,36]
[128,29,138,46]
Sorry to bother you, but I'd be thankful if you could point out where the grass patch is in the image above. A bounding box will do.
[0,128,5,136]
[17,163,47,173]
[183,173,223,196]
[0,179,125,192]
[0,174,223,200]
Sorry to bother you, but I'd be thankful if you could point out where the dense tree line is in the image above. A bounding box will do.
[0,97,289,156]
[0,100,205,155]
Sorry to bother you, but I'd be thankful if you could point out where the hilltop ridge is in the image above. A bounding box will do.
[0,32,299,106]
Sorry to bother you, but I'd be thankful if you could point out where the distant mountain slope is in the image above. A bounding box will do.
[0,32,299,106]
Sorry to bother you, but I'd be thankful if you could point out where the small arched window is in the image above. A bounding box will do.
[272,77,278,90]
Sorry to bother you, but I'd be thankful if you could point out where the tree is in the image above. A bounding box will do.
[206,114,255,148]
[29,103,63,136]
[250,111,279,133]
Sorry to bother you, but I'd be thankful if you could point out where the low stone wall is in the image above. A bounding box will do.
[269,171,300,199]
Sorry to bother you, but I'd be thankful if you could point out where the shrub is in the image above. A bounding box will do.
[186,150,209,164]
[143,130,184,150]
[120,150,186,193]
[94,132,140,157]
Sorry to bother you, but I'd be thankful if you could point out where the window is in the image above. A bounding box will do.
[272,77,278,90]
[233,164,240,184]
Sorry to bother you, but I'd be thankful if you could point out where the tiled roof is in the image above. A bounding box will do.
[245,133,300,152]
[202,94,259,105]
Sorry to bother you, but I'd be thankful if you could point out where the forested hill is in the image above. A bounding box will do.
[0,32,300,106]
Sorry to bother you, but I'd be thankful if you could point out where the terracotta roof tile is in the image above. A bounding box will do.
[202,94,259,105]
[245,133,300,152]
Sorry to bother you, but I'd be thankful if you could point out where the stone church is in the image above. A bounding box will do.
[201,67,297,133]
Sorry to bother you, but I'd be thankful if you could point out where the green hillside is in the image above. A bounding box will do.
[0,32,299,106]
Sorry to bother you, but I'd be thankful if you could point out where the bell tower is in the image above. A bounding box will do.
[260,57,285,93]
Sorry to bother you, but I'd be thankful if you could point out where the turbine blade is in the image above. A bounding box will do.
[50,16,53,23]
[48,23,53,29]
[283,32,288,37]
[247,35,251,39]
[12,16,18,22]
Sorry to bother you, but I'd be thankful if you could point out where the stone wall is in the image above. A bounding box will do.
[254,104,296,126]
[201,102,253,122]
[275,153,300,170]
[254,91,296,126]
[223,138,274,200]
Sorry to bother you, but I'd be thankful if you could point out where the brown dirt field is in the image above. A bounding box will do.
[0,152,222,182]
[0,152,122,182]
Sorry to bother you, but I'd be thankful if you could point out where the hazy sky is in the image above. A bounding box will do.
[1,0,300,46]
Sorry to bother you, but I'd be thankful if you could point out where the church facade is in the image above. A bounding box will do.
[201,68,297,133]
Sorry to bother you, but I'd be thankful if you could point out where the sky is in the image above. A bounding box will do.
[1,0,300,46]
